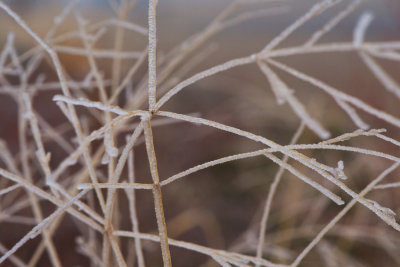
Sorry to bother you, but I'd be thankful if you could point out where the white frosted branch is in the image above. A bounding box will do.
[0,242,27,267]
[319,128,384,145]
[77,183,153,190]
[126,148,146,267]
[261,0,337,52]
[0,2,72,98]
[157,111,344,204]
[353,12,374,47]
[142,116,172,266]
[155,55,256,110]
[161,149,269,186]
[334,97,370,130]
[0,183,21,196]
[53,95,130,116]
[157,111,344,179]
[286,144,400,163]
[21,93,53,184]
[52,113,135,182]
[267,59,400,129]
[53,45,142,59]
[305,0,363,46]
[256,122,305,267]
[104,19,147,35]
[258,60,330,139]
[263,152,344,205]
[291,162,400,266]
[148,0,157,110]
[368,49,400,62]
[105,128,118,158]
[114,231,288,267]
[0,167,104,229]
[360,52,400,100]
[257,60,289,104]
[0,189,89,265]
[374,182,400,190]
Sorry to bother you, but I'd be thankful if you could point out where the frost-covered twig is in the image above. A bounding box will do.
[0,189,89,265]
[291,162,400,266]
[256,123,305,267]
[142,115,172,266]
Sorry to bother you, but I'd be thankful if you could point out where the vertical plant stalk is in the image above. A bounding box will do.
[146,2,171,263]
[126,149,146,267]
[0,32,62,266]
[143,117,172,266]
[111,1,134,93]
[17,68,62,267]
[76,15,119,265]
[27,146,106,267]
[148,0,157,111]
[256,122,305,266]
[18,113,62,267]
[102,122,144,267]
[108,46,148,105]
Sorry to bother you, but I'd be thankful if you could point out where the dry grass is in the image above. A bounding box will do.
[0,0,399,266]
